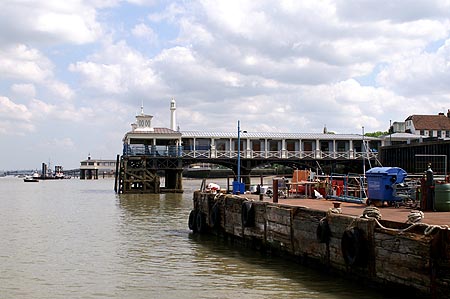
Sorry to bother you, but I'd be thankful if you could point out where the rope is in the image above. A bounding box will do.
[328,207,342,214]
[406,210,424,224]
[357,207,448,236]
[360,207,382,220]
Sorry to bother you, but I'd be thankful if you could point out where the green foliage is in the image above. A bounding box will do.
[365,131,388,137]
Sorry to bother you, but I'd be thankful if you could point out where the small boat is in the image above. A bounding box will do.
[24,172,40,182]
[23,176,39,182]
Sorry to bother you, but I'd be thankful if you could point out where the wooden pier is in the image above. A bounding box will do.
[115,154,183,194]
[189,192,450,298]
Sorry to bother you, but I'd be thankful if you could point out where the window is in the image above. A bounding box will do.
[268,140,279,151]
[303,141,313,151]
[286,140,296,151]
[337,141,347,152]
[320,141,329,151]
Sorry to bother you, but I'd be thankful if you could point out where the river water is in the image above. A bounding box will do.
[0,177,400,299]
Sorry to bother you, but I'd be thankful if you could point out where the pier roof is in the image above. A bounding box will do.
[180,130,380,140]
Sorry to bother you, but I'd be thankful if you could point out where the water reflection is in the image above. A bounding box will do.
[186,233,395,299]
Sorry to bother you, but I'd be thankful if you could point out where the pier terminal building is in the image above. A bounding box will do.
[115,99,383,193]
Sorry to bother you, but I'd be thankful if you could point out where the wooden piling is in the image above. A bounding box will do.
[190,192,450,298]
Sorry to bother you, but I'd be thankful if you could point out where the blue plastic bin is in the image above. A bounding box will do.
[365,167,407,202]
[233,181,245,194]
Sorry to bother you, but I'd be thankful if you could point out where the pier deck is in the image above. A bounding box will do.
[251,196,450,226]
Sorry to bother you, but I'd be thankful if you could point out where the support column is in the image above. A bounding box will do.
[349,140,354,159]
[315,139,321,159]
[165,169,183,193]
[333,139,336,159]
[210,138,216,158]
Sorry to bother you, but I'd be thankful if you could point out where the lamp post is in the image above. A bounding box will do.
[389,119,392,145]
[234,120,247,194]
[362,126,366,175]
[237,120,241,184]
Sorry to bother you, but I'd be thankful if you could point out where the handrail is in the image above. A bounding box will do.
[122,144,378,160]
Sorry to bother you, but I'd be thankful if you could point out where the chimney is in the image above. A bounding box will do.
[447,109,450,118]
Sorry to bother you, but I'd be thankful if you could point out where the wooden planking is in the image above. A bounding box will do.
[191,192,450,297]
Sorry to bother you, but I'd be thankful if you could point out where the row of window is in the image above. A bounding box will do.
[419,130,450,138]
[80,161,116,166]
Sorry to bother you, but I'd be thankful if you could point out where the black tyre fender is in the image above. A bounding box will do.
[316,217,331,243]
[210,202,220,229]
[188,209,197,232]
[241,201,255,227]
[195,211,206,233]
[341,227,368,267]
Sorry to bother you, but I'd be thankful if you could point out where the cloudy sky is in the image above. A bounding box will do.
[1,0,450,170]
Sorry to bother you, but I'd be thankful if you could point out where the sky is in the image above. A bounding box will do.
[1,0,450,170]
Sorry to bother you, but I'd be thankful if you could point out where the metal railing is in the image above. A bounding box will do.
[123,144,378,161]
[123,145,183,157]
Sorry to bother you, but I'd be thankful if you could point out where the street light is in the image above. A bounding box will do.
[389,119,392,145]
[237,120,241,184]
[235,120,247,194]
[362,126,365,175]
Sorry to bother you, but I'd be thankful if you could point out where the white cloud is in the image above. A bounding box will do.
[69,40,165,96]
[28,99,94,122]
[131,23,157,44]
[336,0,450,23]
[0,44,53,82]
[0,0,103,45]
[47,81,75,100]
[377,38,450,99]
[0,96,34,134]
[11,83,36,99]
[69,61,126,93]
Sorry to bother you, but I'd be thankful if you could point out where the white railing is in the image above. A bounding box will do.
[181,150,377,160]
[301,151,315,159]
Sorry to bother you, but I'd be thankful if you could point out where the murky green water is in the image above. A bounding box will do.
[0,177,400,298]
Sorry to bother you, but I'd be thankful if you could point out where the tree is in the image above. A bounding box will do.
[365,131,388,137]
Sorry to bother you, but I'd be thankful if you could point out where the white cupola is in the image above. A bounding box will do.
[132,103,154,132]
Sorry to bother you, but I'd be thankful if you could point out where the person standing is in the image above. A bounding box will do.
[425,163,435,211]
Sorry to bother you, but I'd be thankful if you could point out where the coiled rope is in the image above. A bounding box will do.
[359,207,448,235]
[406,210,424,224]
[360,207,382,220]
[328,207,342,214]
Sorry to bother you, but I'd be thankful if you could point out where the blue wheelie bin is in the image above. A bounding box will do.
[365,167,407,204]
